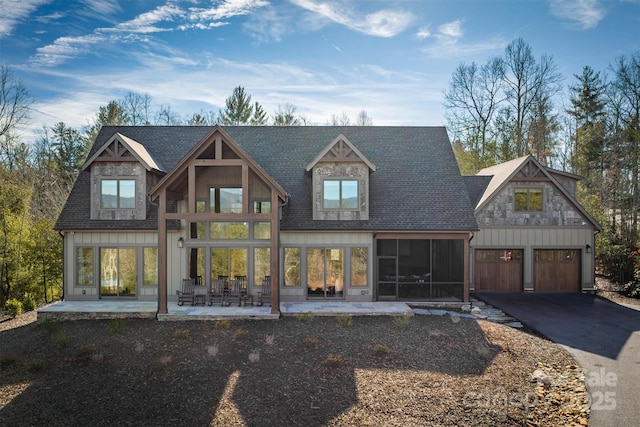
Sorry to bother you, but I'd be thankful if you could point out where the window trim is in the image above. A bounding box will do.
[514,187,543,212]
[321,178,359,210]
[100,178,137,209]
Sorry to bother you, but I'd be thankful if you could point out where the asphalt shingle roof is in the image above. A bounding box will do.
[55,126,479,232]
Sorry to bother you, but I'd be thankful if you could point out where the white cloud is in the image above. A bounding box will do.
[415,27,431,39]
[0,0,50,38]
[437,20,462,39]
[418,19,505,58]
[549,0,605,29]
[289,0,415,37]
[81,0,122,17]
[29,0,270,66]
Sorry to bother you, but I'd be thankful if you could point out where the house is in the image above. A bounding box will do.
[54,126,599,316]
[465,155,601,293]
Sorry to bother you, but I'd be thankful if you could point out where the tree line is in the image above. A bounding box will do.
[445,38,640,292]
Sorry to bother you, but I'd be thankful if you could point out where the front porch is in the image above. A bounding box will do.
[37,300,414,321]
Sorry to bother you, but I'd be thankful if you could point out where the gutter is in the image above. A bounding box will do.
[58,231,65,301]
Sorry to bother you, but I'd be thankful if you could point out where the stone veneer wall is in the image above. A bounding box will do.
[477,181,586,227]
[90,162,147,220]
[312,162,369,221]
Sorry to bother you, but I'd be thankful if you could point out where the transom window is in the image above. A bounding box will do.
[514,188,543,211]
[323,179,358,209]
[101,179,135,209]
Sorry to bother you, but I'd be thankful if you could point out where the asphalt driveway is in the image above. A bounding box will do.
[475,292,640,427]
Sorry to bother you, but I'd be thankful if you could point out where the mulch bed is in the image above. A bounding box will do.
[1,313,578,426]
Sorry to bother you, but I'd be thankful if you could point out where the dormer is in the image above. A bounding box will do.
[82,132,161,221]
[305,134,376,221]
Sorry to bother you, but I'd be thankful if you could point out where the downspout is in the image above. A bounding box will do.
[58,231,65,301]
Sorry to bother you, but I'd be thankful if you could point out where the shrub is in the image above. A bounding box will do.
[214,319,231,330]
[40,319,59,334]
[106,318,124,335]
[324,354,344,366]
[304,336,319,347]
[52,330,70,347]
[393,314,411,328]
[295,312,314,324]
[372,344,390,356]
[5,298,22,318]
[624,242,640,298]
[173,329,190,340]
[233,328,249,341]
[22,294,37,312]
[23,359,45,372]
[78,343,101,357]
[0,353,17,367]
[336,315,352,328]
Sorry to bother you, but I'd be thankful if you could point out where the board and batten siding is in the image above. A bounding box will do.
[279,231,374,301]
[63,231,183,301]
[471,227,595,291]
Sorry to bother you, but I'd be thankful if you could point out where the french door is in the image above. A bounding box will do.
[100,248,137,297]
[307,248,344,299]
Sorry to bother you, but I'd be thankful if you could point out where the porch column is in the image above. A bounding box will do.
[464,234,470,302]
[158,191,168,314]
[270,191,280,314]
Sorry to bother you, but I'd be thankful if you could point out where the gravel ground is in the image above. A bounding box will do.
[1,312,579,426]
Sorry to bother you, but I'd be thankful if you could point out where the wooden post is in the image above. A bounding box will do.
[464,234,470,303]
[157,191,168,314]
[270,191,280,314]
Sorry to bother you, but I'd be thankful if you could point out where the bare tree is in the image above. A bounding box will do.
[273,103,300,126]
[0,64,33,139]
[444,57,503,170]
[355,110,373,126]
[155,105,183,125]
[121,92,152,125]
[501,38,562,157]
[328,112,351,126]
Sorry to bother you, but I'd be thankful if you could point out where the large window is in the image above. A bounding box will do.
[211,248,247,279]
[284,248,300,286]
[210,222,249,239]
[101,179,135,209]
[76,247,94,286]
[143,247,158,286]
[514,188,543,211]
[323,179,358,209]
[210,187,243,214]
[351,247,368,286]
[254,248,271,286]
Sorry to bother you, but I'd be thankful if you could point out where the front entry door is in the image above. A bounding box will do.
[377,256,397,300]
[307,248,344,299]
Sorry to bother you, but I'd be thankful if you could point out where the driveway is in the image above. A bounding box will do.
[475,292,640,427]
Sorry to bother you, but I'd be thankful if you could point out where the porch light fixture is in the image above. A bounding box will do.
[177,237,184,248]
[586,244,591,254]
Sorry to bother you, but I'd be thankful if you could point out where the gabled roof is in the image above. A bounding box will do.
[149,126,287,201]
[81,132,162,172]
[304,134,377,172]
[56,126,479,232]
[473,155,601,230]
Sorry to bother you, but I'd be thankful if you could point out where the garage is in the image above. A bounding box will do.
[534,249,580,292]
[474,249,523,292]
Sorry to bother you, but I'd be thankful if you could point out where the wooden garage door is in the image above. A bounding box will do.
[475,249,523,292]
[534,249,580,292]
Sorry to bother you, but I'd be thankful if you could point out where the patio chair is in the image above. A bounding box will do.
[235,276,253,307]
[224,277,242,306]
[176,278,196,306]
[208,279,226,306]
[256,275,271,307]
[193,275,207,305]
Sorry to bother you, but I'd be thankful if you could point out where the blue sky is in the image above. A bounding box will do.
[0,0,638,143]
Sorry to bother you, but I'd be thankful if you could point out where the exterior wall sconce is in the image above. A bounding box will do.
[177,237,184,248]
[586,244,591,254]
